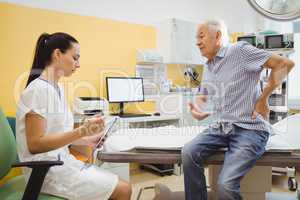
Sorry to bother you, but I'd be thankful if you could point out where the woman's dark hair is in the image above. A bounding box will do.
[26,32,78,87]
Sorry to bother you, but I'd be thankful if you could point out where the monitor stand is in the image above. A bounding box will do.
[111,102,151,118]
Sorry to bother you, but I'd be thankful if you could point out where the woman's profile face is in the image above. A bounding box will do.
[55,42,80,77]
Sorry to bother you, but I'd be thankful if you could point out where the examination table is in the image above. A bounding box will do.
[97,114,300,200]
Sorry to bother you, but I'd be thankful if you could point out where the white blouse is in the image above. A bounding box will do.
[16,78,118,200]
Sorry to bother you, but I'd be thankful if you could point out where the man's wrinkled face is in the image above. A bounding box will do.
[196,24,220,61]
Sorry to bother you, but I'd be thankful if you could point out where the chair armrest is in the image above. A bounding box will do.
[11,159,64,200]
[12,160,63,168]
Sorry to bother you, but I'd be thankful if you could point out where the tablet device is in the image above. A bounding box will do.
[95,117,118,148]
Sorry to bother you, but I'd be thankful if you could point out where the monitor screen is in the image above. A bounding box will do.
[106,77,144,103]
[265,35,283,49]
[237,36,256,46]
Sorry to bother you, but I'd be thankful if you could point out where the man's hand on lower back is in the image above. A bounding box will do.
[252,98,270,120]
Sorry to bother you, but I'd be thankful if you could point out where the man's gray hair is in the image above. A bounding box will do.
[203,20,230,46]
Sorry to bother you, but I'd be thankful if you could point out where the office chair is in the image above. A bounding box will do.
[0,107,65,200]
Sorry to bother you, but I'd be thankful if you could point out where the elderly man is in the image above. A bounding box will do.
[181,20,294,200]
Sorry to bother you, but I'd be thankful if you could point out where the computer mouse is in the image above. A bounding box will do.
[153,112,161,116]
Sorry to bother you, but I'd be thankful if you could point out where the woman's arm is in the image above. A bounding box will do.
[25,112,104,154]
[71,133,103,147]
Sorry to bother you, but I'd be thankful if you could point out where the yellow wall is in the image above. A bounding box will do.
[0,3,156,116]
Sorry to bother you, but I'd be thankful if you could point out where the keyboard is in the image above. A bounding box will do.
[119,113,152,118]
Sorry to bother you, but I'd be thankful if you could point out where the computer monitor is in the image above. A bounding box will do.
[237,36,257,46]
[265,34,283,49]
[106,77,146,116]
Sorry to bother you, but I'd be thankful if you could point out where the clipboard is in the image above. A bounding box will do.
[81,117,119,170]
[95,117,118,148]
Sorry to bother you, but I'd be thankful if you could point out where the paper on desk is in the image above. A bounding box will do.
[103,124,296,152]
[270,114,300,150]
[265,134,292,150]
[104,125,206,152]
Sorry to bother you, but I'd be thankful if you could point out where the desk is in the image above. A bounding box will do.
[115,115,182,176]
[97,148,300,167]
[73,114,181,181]
[96,113,300,199]
[98,113,300,166]
[97,148,300,200]
[94,113,300,198]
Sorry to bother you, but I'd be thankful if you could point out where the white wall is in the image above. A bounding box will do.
[198,0,265,33]
[289,33,300,102]
[2,0,300,104]
[1,0,263,33]
[263,18,294,33]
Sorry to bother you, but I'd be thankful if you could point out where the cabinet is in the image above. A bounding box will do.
[136,63,167,100]
[156,18,205,65]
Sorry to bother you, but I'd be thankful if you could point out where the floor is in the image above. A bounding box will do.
[130,166,299,200]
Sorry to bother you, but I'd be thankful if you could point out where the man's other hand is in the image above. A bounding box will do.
[189,102,211,121]
[252,98,270,120]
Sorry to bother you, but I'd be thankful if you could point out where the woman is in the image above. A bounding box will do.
[16,32,132,200]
